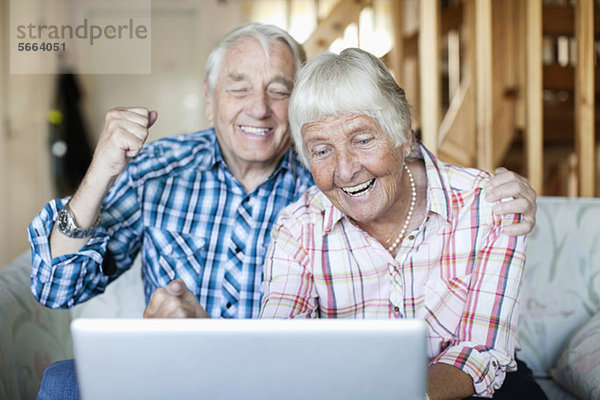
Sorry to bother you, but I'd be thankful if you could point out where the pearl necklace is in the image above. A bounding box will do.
[387,163,416,253]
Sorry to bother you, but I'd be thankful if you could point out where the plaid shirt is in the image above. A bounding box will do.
[29,128,313,318]
[260,145,526,397]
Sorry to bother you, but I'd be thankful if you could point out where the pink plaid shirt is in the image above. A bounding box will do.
[260,146,526,397]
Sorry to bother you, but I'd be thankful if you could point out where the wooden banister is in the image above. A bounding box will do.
[575,0,595,196]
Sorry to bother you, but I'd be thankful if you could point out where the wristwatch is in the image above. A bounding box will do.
[57,202,100,238]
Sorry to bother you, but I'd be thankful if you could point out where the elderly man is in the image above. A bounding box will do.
[29,23,536,399]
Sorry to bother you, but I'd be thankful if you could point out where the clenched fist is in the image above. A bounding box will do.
[144,280,210,319]
[90,107,158,182]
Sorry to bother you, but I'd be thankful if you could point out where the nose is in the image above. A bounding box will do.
[246,91,271,120]
[335,148,361,182]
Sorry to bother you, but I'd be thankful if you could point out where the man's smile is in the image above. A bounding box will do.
[239,125,273,136]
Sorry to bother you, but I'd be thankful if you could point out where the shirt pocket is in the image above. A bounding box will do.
[146,227,207,279]
[423,274,471,343]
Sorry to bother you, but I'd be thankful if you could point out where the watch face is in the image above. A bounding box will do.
[58,209,69,231]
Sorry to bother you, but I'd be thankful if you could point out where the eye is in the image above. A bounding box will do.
[227,87,251,97]
[310,146,330,158]
[267,83,291,100]
[268,90,291,100]
[355,136,374,146]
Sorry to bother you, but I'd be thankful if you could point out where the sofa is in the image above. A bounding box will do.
[1,197,599,400]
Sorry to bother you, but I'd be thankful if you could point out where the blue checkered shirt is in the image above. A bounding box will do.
[28,128,313,318]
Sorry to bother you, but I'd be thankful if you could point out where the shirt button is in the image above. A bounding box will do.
[226,302,232,308]
[394,306,400,312]
[408,235,415,240]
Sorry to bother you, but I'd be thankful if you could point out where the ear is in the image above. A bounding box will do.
[403,130,414,157]
[204,82,214,123]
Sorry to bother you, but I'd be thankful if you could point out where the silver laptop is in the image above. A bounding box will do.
[71,318,427,400]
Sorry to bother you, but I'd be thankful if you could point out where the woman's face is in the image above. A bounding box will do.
[302,114,409,224]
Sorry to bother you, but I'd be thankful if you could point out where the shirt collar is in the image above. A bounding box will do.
[321,192,344,235]
[321,143,452,235]
[194,127,219,171]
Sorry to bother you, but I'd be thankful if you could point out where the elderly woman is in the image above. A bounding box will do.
[260,48,546,400]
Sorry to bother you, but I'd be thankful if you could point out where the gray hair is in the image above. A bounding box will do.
[205,23,306,93]
[289,47,414,167]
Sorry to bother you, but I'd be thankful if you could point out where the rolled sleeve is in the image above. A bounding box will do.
[431,344,516,397]
[28,198,113,308]
[28,164,143,309]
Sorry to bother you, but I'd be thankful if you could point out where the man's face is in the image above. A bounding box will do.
[205,37,296,180]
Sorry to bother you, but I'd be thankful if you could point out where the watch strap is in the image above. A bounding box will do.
[57,202,100,238]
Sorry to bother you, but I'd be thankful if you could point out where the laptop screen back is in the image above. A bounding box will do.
[71,318,427,400]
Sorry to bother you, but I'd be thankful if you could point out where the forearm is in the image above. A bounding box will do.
[427,363,474,400]
[428,206,525,398]
[49,165,116,257]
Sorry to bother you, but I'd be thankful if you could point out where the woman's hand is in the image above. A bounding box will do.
[485,167,537,236]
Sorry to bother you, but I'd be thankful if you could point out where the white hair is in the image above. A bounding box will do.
[205,23,306,93]
[289,48,414,167]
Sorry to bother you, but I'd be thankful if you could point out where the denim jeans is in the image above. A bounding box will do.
[37,359,80,400]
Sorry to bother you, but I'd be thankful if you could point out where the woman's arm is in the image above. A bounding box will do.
[431,199,527,397]
[260,214,318,318]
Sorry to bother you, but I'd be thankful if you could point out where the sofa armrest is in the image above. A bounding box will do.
[0,252,73,400]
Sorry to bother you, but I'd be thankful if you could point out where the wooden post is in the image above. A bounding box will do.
[514,0,527,132]
[475,0,493,172]
[390,0,405,86]
[575,0,595,197]
[419,0,439,154]
[447,30,460,101]
[526,0,544,194]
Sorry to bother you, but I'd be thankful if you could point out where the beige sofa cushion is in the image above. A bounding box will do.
[552,310,600,400]
[518,197,600,377]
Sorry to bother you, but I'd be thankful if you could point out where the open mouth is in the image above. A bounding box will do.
[341,179,376,197]
[239,125,272,136]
